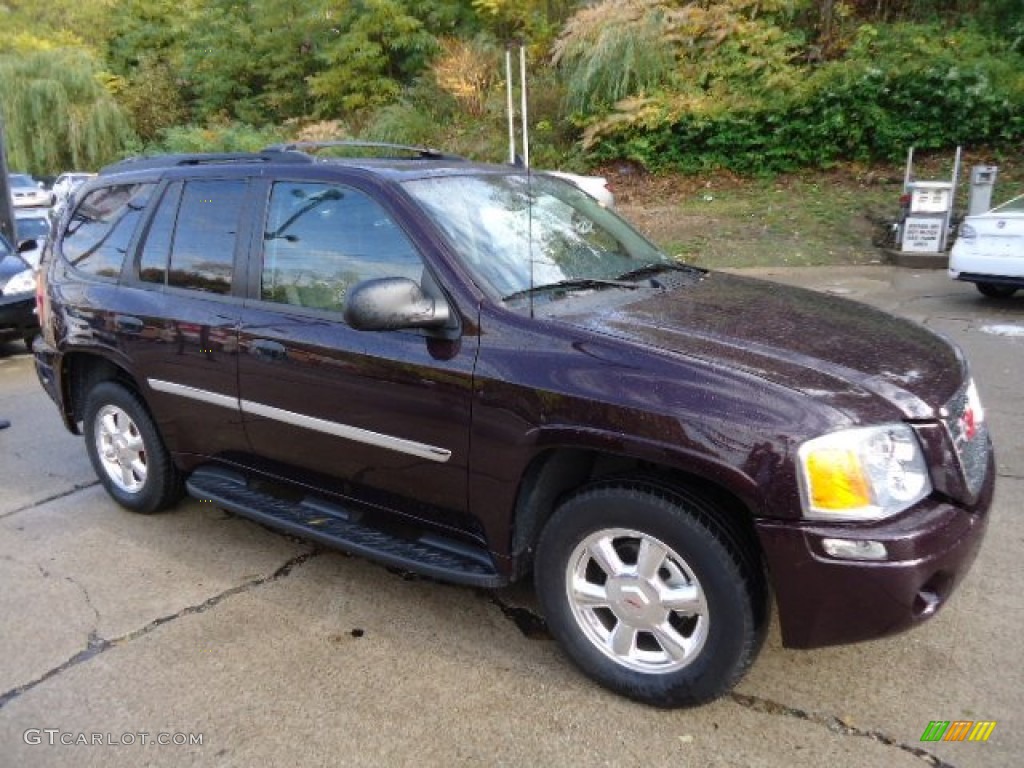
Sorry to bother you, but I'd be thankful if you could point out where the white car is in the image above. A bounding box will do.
[950,193,1024,298]
[545,171,615,208]
[50,171,96,206]
[8,173,50,208]
[14,209,51,269]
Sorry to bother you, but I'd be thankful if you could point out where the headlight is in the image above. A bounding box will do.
[957,223,976,240]
[3,268,36,296]
[798,424,932,521]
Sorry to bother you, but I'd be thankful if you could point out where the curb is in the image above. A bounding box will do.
[878,249,948,270]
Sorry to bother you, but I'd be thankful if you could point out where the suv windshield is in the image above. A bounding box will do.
[403,173,670,300]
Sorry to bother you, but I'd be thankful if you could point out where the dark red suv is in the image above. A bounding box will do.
[33,143,994,707]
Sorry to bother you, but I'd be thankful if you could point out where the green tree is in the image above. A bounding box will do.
[308,0,438,117]
[0,48,136,174]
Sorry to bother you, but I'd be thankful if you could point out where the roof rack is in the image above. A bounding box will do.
[262,141,466,161]
[99,151,313,175]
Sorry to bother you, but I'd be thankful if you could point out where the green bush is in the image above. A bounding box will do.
[587,23,1024,174]
[149,123,288,154]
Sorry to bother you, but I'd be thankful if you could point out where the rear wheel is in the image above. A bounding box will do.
[976,282,1018,299]
[534,483,764,707]
[83,381,183,514]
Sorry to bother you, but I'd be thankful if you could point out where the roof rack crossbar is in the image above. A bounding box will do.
[100,151,313,175]
[262,141,466,161]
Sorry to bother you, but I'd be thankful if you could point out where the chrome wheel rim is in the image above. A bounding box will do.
[94,405,148,494]
[565,528,708,674]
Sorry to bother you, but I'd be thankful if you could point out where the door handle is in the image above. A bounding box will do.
[250,339,287,361]
[115,314,144,334]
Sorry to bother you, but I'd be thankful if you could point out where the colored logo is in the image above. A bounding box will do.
[920,720,996,742]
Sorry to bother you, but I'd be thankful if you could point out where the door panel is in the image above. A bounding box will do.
[237,180,475,527]
[120,178,252,458]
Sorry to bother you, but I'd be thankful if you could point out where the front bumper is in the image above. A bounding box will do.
[757,450,994,649]
[0,293,38,343]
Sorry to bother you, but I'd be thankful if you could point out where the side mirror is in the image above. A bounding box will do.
[343,277,451,332]
[17,239,38,253]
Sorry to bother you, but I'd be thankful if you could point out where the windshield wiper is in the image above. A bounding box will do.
[502,278,639,302]
[615,262,707,281]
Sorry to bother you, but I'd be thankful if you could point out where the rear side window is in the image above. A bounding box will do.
[137,179,247,295]
[61,184,154,279]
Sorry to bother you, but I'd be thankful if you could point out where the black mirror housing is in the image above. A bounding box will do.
[343,277,451,332]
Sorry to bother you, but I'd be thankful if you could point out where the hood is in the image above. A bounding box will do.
[557,272,964,420]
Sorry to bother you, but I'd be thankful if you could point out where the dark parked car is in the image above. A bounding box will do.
[0,232,39,350]
[33,144,994,707]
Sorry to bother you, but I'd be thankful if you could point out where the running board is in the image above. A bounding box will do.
[186,467,504,587]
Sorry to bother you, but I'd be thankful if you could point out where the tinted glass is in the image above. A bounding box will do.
[138,182,182,285]
[16,217,50,241]
[260,181,421,311]
[61,184,154,279]
[166,180,246,294]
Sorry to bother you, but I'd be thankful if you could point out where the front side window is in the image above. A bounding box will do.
[61,184,154,279]
[260,181,422,312]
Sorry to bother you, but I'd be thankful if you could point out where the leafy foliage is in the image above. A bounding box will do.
[1,0,1023,177]
[307,0,438,117]
[583,19,1024,174]
[151,123,288,155]
[0,48,136,173]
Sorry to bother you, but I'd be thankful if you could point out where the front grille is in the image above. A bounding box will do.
[941,379,992,499]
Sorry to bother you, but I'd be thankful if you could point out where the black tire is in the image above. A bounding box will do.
[534,483,764,707]
[23,333,35,352]
[83,381,184,514]
[976,282,1017,299]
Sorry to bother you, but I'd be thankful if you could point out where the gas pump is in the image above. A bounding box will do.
[898,146,960,254]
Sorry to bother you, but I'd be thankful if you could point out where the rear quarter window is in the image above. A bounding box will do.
[61,184,154,279]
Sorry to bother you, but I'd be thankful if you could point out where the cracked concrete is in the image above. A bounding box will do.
[0,549,319,710]
[0,482,310,697]
[1,269,1021,767]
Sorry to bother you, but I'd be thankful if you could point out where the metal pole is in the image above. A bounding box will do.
[0,116,16,245]
[945,145,962,252]
[505,48,516,165]
[519,45,529,169]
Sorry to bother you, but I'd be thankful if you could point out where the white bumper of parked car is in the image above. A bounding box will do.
[949,229,1024,280]
[11,190,50,208]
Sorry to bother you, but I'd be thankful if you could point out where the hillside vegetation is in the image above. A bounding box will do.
[1,1,1021,180]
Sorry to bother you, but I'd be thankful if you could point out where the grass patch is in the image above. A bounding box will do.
[612,154,1023,269]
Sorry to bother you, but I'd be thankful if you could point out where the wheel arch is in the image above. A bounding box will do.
[509,446,766,585]
[60,351,145,434]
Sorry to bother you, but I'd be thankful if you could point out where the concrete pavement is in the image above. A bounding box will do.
[0,265,1020,767]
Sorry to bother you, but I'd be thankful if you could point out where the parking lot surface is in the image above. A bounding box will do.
[0,265,1020,767]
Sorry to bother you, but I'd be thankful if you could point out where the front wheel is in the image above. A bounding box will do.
[83,381,183,514]
[534,484,764,707]
[976,282,1018,299]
